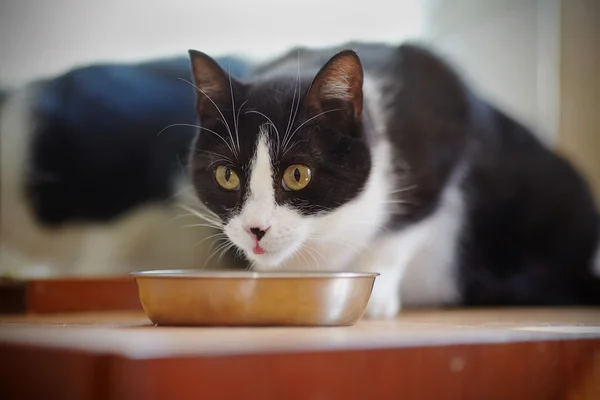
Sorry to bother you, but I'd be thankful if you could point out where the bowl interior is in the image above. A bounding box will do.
[130,269,379,279]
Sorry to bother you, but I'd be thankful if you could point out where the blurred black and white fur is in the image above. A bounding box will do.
[0,56,250,278]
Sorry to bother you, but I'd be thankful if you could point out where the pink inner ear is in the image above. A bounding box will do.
[309,52,364,118]
[192,67,222,100]
[320,59,361,100]
[321,75,354,102]
[189,52,233,118]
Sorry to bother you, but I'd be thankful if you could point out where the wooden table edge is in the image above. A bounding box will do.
[2,336,599,399]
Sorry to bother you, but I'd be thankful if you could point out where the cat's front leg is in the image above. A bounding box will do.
[352,228,430,319]
[363,266,404,318]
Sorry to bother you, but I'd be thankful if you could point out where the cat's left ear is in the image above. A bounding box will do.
[188,50,240,123]
[305,50,364,120]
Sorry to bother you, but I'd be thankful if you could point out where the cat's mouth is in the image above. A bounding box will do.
[243,241,302,270]
[223,216,309,269]
[252,242,266,255]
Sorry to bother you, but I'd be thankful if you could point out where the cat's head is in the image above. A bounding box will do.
[187,49,372,269]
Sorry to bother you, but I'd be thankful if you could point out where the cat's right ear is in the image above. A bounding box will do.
[188,50,237,123]
[305,50,364,121]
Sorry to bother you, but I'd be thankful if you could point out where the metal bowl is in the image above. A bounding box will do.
[130,270,379,326]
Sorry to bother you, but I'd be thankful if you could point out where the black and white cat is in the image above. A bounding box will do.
[187,42,600,318]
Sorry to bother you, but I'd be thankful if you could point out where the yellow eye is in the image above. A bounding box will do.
[215,166,240,191]
[282,164,312,191]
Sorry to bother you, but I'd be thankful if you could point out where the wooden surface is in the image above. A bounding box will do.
[1,308,599,399]
[0,277,142,314]
[1,308,600,358]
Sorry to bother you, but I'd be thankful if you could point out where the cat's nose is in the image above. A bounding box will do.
[248,226,269,241]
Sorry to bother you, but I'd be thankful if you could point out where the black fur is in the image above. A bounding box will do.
[383,44,600,305]
[189,50,372,222]
[190,42,600,306]
[461,96,600,305]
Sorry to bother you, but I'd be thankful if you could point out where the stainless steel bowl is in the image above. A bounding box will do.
[130,270,379,326]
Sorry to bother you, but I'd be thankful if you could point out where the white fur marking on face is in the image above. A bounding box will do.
[248,126,274,203]
[224,125,311,268]
[242,126,275,229]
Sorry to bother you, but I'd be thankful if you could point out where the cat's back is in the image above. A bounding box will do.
[374,43,600,305]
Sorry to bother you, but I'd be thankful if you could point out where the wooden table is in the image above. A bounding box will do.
[1,308,599,399]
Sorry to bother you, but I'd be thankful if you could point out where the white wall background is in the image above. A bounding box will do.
[419,0,560,145]
[0,0,424,87]
[0,0,559,144]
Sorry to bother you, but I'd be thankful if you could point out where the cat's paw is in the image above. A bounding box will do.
[359,266,403,319]
[363,292,401,319]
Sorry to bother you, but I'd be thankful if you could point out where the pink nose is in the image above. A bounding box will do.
[246,226,269,241]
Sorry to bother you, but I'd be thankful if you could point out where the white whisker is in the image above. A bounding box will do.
[206,158,236,169]
[184,222,223,229]
[180,202,221,219]
[283,80,298,153]
[235,99,249,148]
[156,123,201,136]
[303,244,326,268]
[388,184,418,194]
[301,245,319,268]
[282,52,302,156]
[227,62,240,153]
[193,232,228,248]
[178,78,238,158]
[282,108,344,155]
[203,239,234,268]
[245,110,280,152]
[159,123,237,157]
[218,242,237,262]
[178,204,223,228]
[297,248,311,270]
[197,150,234,164]
[381,200,418,206]
[281,140,302,158]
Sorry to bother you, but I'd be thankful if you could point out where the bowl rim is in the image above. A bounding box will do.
[129,269,379,279]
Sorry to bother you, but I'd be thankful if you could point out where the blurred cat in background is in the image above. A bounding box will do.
[0,56,250,278]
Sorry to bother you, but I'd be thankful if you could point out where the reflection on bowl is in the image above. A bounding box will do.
[130,270,379,327]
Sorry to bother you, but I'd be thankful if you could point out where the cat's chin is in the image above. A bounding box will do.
[236,237,306,271]
[247,252,290,271]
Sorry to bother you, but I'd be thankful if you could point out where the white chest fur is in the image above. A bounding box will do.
[279,139,393,273]
[397,177,464,307]
[272,74,465,316]
[275,139,465,317]
[243,73,465,318]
